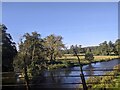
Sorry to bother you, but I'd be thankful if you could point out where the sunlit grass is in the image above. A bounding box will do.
[60,55,119,60]
[94,56,119,60]
[58,55,119,64]
[49,55,119,70]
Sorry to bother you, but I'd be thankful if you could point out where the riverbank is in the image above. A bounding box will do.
[33,58,120,89]
[3,58,120,89]
[8,55,119,84]
[48,55,119,70]
[15,56,119,81]
[81,64,120,89]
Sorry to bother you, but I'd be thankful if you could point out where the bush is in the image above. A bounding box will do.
[85,53,94,62]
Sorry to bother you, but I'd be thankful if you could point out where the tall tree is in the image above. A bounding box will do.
[0,24,17,72]
[14,31,46,76]
[44,34,65,61]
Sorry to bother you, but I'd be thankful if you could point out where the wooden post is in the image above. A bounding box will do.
[73,48,87,90]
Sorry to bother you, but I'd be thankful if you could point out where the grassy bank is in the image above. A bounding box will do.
[58,55,119,62]
[48,55,119,70]
[60,55,119,65]
[80,64,120,90]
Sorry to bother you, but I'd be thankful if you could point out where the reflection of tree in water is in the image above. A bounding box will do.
[50,70,55,82]
[64,68,72,77]
[85,64,94,76]
[49,68,72,88]
[49,70,63,87]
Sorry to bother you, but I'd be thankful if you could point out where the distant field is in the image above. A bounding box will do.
[57,54,119,64]
[58,54,119,60]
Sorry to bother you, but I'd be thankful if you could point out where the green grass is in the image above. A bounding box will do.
[47,55,119,70]
[58,55,119,65]
[80,64,120,90]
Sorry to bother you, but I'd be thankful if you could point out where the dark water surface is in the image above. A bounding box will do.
[2,59,120,89]
[30,59,120,89]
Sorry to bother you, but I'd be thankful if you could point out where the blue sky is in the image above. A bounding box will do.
[2,2,118,47]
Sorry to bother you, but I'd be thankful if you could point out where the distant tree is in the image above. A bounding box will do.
[44,34,65,62]
[63,40,119,56]
[69,45,74,54]
[74,45,81,54]
[108,41,116,55]
[99,41,109,55]
[114,39,120,55]
[0,24,17,72]
[63,46,69,54]
[85,48,94,63]
[93,46,100,55]
[73,45,79,55]
[86,48,92,54]
[78,45,82,53]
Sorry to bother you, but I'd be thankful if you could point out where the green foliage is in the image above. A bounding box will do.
[85,53,94,61]
[14,31,46,77]
[14,32,65,77]
[48,64,67,70]
[99,41,109,55]
[44,34,65,61]
[64,61,74,67]
[114,39,120,55]
[47,60,75,70]
[85,48,94,63]
[67,45,82,55]
[1,24,17,72]
[63,40,119,56]
[85,64,120,89]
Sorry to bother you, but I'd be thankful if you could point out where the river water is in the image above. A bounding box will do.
[2,59,120,90]
[30,59,120,89]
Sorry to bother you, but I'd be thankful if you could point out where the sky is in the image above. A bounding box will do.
[2,2,118,48]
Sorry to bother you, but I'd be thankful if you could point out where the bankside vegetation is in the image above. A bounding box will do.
[81,64,120,89]
[1,24,120,82]
[1,24,17,72]
[64,40,120,56]
[13,31,65,77]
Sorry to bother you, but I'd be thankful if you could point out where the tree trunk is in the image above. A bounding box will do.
[73,48,87,90]
[23,54,30,90]
[50,53,53,61]
[50,49,54,62]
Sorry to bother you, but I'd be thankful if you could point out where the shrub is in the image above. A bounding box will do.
[85,53,94,62]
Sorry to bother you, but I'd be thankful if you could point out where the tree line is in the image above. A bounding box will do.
[64,40,120,56]
[1,24,65,76]
[1,24,120,75]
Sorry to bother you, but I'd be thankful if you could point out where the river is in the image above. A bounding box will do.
[2,59,120,90]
